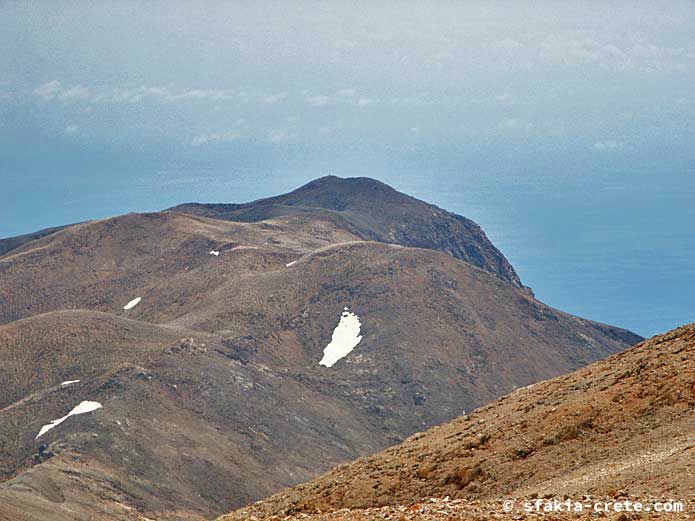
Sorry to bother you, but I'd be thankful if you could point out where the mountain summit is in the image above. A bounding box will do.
[169,175,525,289]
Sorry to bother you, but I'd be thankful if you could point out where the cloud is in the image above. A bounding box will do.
[60,85,91,101]
[191,131,240,146]
[495,93,513,103]
[306,90,378,108]
[34,81,240,105]
[38,82,385,113]
[493,38,524,52]
[356,97,377,107]
[64,124,79,134]
[593,140,623,151]
[499,118,535,131]
[306,95,330,107]
[538,34,693,72]
[95,86,237,103]
[0,80,12,101]
[333,39,357,50]
[262,92,288,104]
[266,130,295,143]
[92,86,147,104]
[390,95,430,106]
[34,80,61,100]
[424,51,453,70]
[165,88,236,101]
[335,88,356,98]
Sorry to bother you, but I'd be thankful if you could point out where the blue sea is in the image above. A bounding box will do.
[2,142,693,338]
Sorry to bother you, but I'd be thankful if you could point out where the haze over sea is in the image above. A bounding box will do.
[2,1,694,337]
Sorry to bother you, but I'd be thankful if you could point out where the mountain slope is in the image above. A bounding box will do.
[169,176,525,289]
[0,224,69,258]
[220,323,695,520]
[0,177,642,520]
[0,242,639,521]
[0,210,358,326]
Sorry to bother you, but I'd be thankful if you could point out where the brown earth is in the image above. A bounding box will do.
[0,224,69,257]
[169,175,525,290]
[228,497,695,521]
[0,177,642,520]
[219,324,695,521]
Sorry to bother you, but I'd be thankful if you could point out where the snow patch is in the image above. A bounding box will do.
[286,260,297,267]
[61,380,80,386]
[123,297,141,310]
[578,332,596,346]
[319,308,362,367]
[35,401,102,439]
[209,250,220,256]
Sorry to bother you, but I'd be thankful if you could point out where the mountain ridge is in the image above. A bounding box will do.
[168,175,526,290]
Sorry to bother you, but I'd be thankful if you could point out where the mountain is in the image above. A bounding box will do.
[0,224,69,258]
[169,176,525,290]
[0,177,641,520]
[219,323,694,521]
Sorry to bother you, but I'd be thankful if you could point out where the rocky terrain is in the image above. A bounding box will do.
[226,496,694,521]
[220,324,695,520]
[0,177,641,520]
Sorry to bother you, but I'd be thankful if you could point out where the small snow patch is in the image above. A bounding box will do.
[209,250,220,256]
[123,297,141,310]
[286,260,297,267]
[61,380,80,386]
[578,332,596,346]
[319,308,362,367]
[35,401,102,439]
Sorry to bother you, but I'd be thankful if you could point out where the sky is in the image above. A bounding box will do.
[1,1,694,336]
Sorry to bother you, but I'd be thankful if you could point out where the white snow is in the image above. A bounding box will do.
[123,297,141,310]
[286,260,297,267]
[209,250,220,256]
[61,380,80,386]
[319,308,363,367]
[35,401,103,439]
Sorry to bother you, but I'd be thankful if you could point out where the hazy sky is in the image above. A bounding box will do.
[1,1,694,335]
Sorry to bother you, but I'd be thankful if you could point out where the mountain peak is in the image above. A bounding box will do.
[169,176,525,288]
[293,175,397,193]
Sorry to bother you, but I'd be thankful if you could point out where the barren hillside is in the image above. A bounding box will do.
[221,324,694,520]
[0,177,642,520]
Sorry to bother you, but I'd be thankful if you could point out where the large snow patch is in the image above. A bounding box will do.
[35,401,103,439]
[319,308,363,367]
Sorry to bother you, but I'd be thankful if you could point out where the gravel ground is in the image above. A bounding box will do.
[236,497,695,521]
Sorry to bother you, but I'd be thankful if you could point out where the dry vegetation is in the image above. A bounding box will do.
[0,177,645,520]
[220,325,695,520]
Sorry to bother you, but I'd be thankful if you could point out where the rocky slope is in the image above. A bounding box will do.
[220,323,695,520]
[0,177,641,520]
